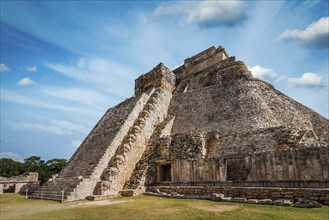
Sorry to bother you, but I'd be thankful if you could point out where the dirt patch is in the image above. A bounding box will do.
[195,205,239,213]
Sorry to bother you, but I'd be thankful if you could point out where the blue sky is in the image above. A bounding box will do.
[0,0,328,162]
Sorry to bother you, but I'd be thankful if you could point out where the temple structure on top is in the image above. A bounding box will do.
[29,46,329,204]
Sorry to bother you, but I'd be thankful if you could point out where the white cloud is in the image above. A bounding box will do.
[17,77,35,86]
[153,3,185,17]
[0,88,100,114]
[249,66,326,89]
[278,17,329,48]
[0,63,10,72]
[0,151,24,162]
[42,87,116,110]
[9,120,88,135]
[248,65,284,84]
[287,72,326,88]
[153,1,247,28]
[187,1,247,27]
[46,58,136,97]
[26,65,38,72]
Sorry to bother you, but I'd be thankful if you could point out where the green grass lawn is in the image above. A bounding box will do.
[0,194,328,220]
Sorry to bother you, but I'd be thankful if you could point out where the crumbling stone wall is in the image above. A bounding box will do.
[248,147,328,181]
[0,172,39,194]
[147,184,329,205]
[182,46,228,75]
[135,63,176,96]
[169,80,321,137]
[150,146,328,183]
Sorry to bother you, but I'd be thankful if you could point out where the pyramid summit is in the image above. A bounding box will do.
[29,46,329,204]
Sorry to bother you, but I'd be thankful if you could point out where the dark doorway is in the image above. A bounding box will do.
[226,158,248,181]
[3,184,15,193]
[159,164,171,182]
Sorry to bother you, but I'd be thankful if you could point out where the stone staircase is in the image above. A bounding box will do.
[29,63,176,202]
[125,115,175,193]
[29,90,154,202]
[28,178,81,201]
[95,87,173,196]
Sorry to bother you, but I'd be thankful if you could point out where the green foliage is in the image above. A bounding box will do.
[0,156,67,184]
[46,159,67,174]
[0,158,24,177]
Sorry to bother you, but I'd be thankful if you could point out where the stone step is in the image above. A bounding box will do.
[28,194,67,202]
[45,178,81,183]
[86,194,118,201]
[39,185,78,191]
[35,187,75,193]
[41,183,79,189]
[30,191,69,195]
[120,190,138,197]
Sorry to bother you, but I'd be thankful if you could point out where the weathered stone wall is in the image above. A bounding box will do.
[0,172,39,194]
[165,159,221,183]
[170,49,328,148]
[182,46,228,75]
[147,185,329,205]
[153,128,323,160]
[0,172,38,182]
[248,147,328,181]
[169,79,323,138]
[150,146,328,183]
[173,56,250,93]
[135,63,176,96]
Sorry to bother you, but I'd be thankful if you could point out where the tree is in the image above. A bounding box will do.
[0,156,67,184]
[0,158,24,177]
[46,159,67,174]
[24,156,45,172]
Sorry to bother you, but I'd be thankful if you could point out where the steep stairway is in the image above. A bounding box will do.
[125,115,175,193]
[29,89,154,201]
[94,87,173,196]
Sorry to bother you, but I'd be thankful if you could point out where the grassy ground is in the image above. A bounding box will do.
[0,194,328,220]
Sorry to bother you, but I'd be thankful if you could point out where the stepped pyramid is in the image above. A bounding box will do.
[29,46,329,203]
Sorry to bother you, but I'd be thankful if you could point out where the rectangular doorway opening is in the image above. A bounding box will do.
[226,158,248,181]
[159,164,171,182]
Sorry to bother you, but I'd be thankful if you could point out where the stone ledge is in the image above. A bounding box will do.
[144,191,323,208]
[86,194,118,201]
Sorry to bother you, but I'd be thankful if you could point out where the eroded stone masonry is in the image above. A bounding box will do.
[29,46,329,204]
[0,172,39,194]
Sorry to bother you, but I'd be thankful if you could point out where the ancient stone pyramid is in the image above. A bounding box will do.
[29,46,329,203]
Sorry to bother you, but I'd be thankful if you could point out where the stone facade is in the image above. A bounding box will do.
[29,46,329,204]
[0,172,39,194]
